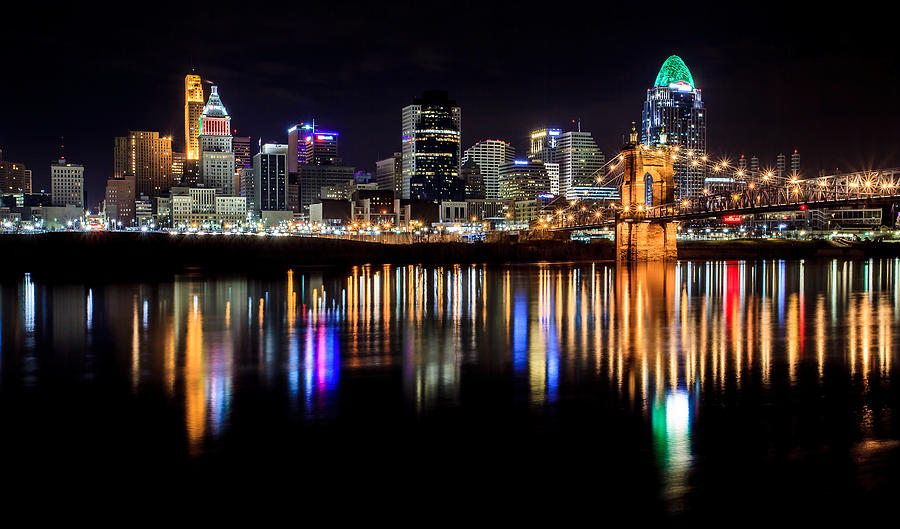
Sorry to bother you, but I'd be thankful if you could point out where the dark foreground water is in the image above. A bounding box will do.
[2,260,900,520]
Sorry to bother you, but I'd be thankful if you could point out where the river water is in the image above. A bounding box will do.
[2,260,899,519]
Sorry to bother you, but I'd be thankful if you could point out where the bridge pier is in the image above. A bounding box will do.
[616,219,678,261]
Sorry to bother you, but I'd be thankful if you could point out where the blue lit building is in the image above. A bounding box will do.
[401,90,464,201]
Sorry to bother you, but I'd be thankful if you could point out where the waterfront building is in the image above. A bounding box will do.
[401,90,463,200]
[253,143,289,214]
[498,159,551,202]
[376,152,402,197]
[298,164,355,215]
[199,86,236,196]
[555,131,606,199]
[104,175,135,227]
[50,158,84,208]
[641,55,706,199]
[184,74,204,161]
[465,199,507,221]
[0,151,28,194]
[113,131,173,197]
[462,139,515,200]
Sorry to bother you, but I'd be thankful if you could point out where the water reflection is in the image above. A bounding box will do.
[2,259,900,510]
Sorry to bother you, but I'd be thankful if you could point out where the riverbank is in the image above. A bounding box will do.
[1,233,899,278]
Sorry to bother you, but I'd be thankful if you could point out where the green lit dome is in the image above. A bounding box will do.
[654,55,695,88]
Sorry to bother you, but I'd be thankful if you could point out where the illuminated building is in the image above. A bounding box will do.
[791,149,800,175]
[0,150,28,194]
[23,170,32,194]
[776,153,785,177]
[298,164,355,214]
[401,90,463,200]
[546,162,560,195]
[462,139,514,200]
[171,151,184,184]
[184,74,204,160]
[199,86,236,196]
[555,130,607,199]
[253,143,289,213]
[104,175,135,226]
[641,55,706,199]
[233,136,252,169]
[498,159,551,202]
[529,128,561,163]
[287,122,312,174]
[304,129,341,165]
[113,131,174,197]
[51,158,84,208]
[376,152,402,197]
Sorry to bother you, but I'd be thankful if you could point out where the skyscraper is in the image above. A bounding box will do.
[461,159,485,199]
[184,74,204,161]
[51,158,84,208]
[113,131,173,197]
[0,152,28,194]
[462,139,515,200]
[790,149,800,176]
[642,55,706,199]
[199,86,236,195]
[498,159,551,202]
[376,152,402,197]
[555,131,607,199]
[776,153,786,177]
[253,143,289,213]
[529,128,562,164]
[401,90,463,200]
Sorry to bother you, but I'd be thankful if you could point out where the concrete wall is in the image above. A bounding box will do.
[616,220,677,261]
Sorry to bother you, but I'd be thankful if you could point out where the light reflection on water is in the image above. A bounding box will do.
[2,259,900,510]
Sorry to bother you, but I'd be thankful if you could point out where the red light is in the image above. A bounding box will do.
[800,204,807,211]
[723,215,742,224]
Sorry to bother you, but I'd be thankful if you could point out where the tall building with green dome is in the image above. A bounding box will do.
[641,55,706,199]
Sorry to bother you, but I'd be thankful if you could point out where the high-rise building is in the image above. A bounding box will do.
[642,55,706,199]
[529,128,562,164]
[304,128,341,165]
[376,152,402,197]
[546,162,560,196]
[104,175,135,227]
[750,155,760,178]
[555,131,606,199]
[113,131,173,197]
[401,90,463,200]
[298,165,355,215]
[172,151,185,184]
[233,136,252,169]
[184,74,204,161]
[199,86,236,195]
[253,143,289,213]
[0,150,28,194]
[23,170,32,194]
[461,159,485,199]
[790,149,800,176]
[51,158,84,208]
[498,159,550,202]
[462,139,515,200]
[287,123,312,174]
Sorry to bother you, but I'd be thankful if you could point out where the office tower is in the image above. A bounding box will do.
[51,158,84,208]
[376,152,402,197]
[750,155,760,177]
[172,151,185,184]
[790,149,800,176]
[401,90,462,200]
[529,128,562,163]
[253,143,289,212]
[462,139,515,199]
[233,136,252,169]
[104,175,135,226]
[461,159,486,199]
[184,74,204,160]
[287,123,312,174]
[776,153,786,177]
[546,162,560,196]
[23,170,32,193]
[113,131,173,197]
[555,131,606,199]
[0,150,28,193]
[298,165,355,214]
[199,86,236,195]
[641,55,706,199]
[498,159,551,202]
[738,155,746,172]
[304,128,341,165]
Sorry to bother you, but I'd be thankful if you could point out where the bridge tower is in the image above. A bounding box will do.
[616,125,678,261]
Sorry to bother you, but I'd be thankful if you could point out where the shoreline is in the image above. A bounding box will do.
[1,232,899,279]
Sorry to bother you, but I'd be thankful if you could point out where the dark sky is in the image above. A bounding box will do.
[2,2,899,206]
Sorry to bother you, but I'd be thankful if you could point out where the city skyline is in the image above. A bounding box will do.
[2,3,895,205]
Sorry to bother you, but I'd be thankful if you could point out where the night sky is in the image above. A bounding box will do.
[2,2,898,206]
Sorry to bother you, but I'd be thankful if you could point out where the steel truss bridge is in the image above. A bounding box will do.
[542,161,900,230]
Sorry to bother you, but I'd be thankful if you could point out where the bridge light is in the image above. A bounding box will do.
[637,205,644,211]
[748,183,755,189]
[624,205,630,212]
[691,160,698,166]
[682,200,689,207]
[850,182,859,188]
[865,181,873,187]
[800,204,807,211]
[737,170,744,177]
[732,193,740,201]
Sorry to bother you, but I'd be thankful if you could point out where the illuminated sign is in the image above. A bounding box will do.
[316,135,334,141]
[548,129,561,136]
[287,125,298,133]
[538,193,555,199]
[668,81,693,91]
[723,215,742,224]
[513,160,529,166]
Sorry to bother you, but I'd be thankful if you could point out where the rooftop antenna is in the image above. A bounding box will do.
[59,136,65,162]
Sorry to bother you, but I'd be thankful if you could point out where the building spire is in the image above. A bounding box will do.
[629,122,637,144]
